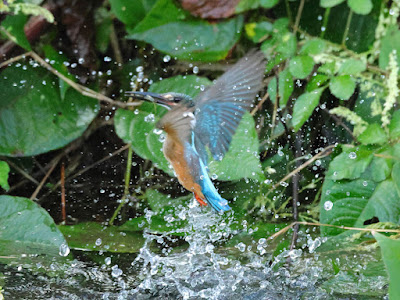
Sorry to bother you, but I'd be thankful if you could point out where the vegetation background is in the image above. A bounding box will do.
[1,0,400,298]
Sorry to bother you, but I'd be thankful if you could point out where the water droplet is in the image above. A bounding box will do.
[95,238,102,246]
[59,243,70,257]
[363,181,368,186]
[324,201,333,211]
[163,55,171,62]
[193,66,199,74]
[105,257,111,265]
[349,152,357,159]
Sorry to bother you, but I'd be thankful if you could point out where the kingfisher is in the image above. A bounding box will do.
[126,51,265,212]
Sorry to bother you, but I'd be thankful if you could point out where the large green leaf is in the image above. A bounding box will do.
[208,113,265,181]
[58,222,145,253]
[374,233,400,300]
[127,0,243,61]
[0,64,99,156]
[389,110,400,140]
[0,161,10,191]
[358,123,388,145]
[0,196,67,255]
[325,146,373,180]
[292,88,324,131]
[109,0,148,28]
[321,147,400,236]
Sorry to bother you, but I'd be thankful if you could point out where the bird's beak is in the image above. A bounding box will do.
[125,91,175,107]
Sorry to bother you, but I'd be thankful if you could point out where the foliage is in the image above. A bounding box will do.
[0,0,400,297]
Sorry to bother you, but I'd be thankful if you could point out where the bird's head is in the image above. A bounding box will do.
[125,91,193,109]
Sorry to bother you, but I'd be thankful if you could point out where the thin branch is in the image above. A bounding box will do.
[61,162,66,223]
[0,51,141,108]
[293,0,305,34]
[268,221,400,241]
[30,155,61,200]
[341,9,353,47]
[271,145,336,191]
[251,92,269,116]
[5,159,39,186]
[109,22,123,66]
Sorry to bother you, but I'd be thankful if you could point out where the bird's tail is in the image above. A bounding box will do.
[198,161,231,213]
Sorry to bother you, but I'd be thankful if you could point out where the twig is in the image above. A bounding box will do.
[271,145,336,191]
[0,51,141,108]
[61,162,66,223]
[290,130,303,250]
[5,159,39,186]
[109,22,123,66]
[251,92,269,116]
[42,144,130,198]
[342,9,353,47]
[293,0,305,34]
[323,108,356,141]
[30,155,61,200]
[0,52,29,68]
[268,221,400,241]
[109,144,133,225]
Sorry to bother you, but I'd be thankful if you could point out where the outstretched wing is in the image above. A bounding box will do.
[193,50,266,162]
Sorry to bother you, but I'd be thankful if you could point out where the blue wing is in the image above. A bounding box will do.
[193,50,266,162]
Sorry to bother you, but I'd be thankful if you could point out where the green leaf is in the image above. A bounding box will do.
[329,75,356,100]
[127,0,243,61]
[0,161,10,191]
[109,0,147,28]
[278,69,293,107]
[299,39,326,55]
[268,77,277,104]
[320,0,346,7]
[0,64,99,156]
[358,123,388,145]
[347,0,373,15]
[292,88,324,131]
[366,154,393,182]
[318,62,336,75]
[379,27,400,72]
[58,222,145,253]
[320,178,400,236]
[276,33,297,58]
[306,74,329,92]
[373,232,400,300]
[1,14,31,50]
[95,8,112,53]
[208,113,265,181]
[338,58,367,75]
[245,21,273,43]
[145,189,190,213]
[260,0,279,8]
[326,146,373,180]
[236,0,263,13]
[0,196,66,255]
[10,3,54,23]
[389,110,400,140]
[288,55,314,79]
[42,45,76,99]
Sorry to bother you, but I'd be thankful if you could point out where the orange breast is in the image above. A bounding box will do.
[162,126,204,199]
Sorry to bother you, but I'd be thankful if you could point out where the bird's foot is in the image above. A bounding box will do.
[194,193,207,206]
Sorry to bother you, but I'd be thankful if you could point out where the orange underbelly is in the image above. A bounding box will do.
[163,137,204,199]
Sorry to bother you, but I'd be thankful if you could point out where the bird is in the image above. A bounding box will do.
[126,50,265,212]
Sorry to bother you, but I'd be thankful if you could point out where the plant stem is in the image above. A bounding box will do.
[109,145,133,225]
[342,9,353,47]
[320,8,331,39]
[293,0,305,34]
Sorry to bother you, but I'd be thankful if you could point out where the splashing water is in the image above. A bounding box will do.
[127,201,330,299]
